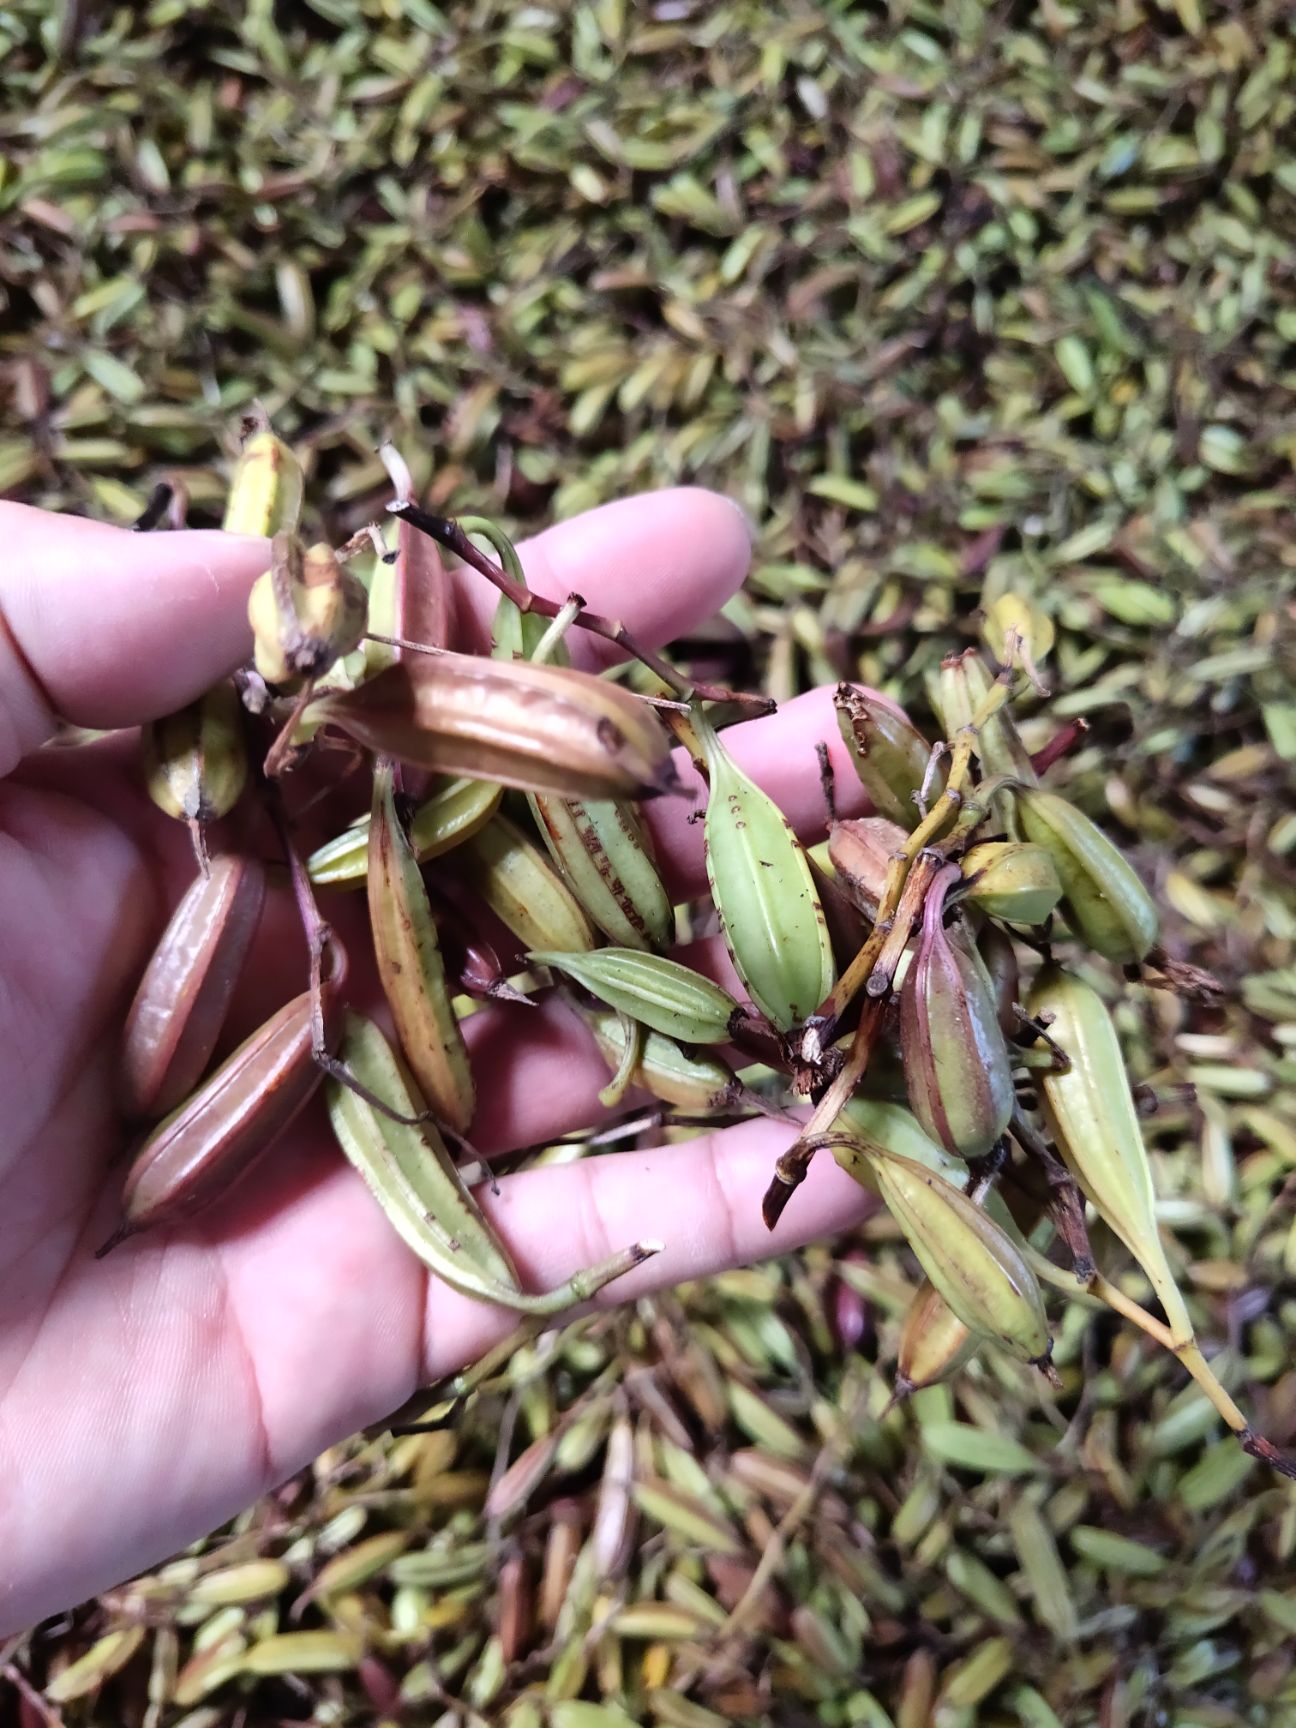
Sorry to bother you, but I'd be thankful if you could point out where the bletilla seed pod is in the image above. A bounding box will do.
[307,776,503,888]
[934,649,1036,785]
[1014,788,1158,964]
[698,708,835,1031]
[460,815,596,957]
[959,842,1062,926]
[528,948,741,1046]
[827,817,908,921]
[833,684,943,829]
[142,681,248,831]
[981,593,1054,678]
[107,963,345,1247]
[222,427,304,537]
[318,657,680,803]
[836,1098,968,1185]
[895,1279,980,1397]
[368,762,474,1135]
[574,1001,744,1113]
[976,923,1021,1040]
[529,795,673,952]
[1028,964,1193,1344]
[899,865,1015,1159]
[120,854,267,1119]
[247,534,369,687]
[866,1148,1052,1364]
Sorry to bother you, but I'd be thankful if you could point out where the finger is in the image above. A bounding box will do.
[420,1117,871,1378]
[643,685,874,899]
[0,504,270,774]
[448,488,753,669]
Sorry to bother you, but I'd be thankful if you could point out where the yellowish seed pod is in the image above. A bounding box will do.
[221,427,304,537]
[981,593,1054,679]
[247,534,369,687]
[895,1279,980,1397]
[142,680,248,830]
[959,841,1063,926]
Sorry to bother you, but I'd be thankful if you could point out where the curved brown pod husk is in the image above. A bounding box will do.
[104,959,345,1249]
[119,854,267,1120]
[316,656,681,802]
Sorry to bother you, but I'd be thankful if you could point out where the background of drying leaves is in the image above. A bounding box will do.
[3,0,1296,1723]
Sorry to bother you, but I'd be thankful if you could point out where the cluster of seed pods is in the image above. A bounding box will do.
[106,419,1295,1481]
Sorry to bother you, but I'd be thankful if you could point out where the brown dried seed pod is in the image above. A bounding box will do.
[120,853,267,1120]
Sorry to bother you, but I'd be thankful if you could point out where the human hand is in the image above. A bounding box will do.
[0,490,872,1636]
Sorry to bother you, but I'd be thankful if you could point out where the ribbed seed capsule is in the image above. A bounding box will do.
[573,1001,746,1113]
[528,948,741,1046]
[864,1147,1052,1365]
[895,1279,980,1397]
[528,794,673,952]
[900,865,1015,1159]
[836,1097,968,1187]
[307,776,503,887]
[827,816,908,921]
[459,815,596,958]
[934,648,1036,785]
[981,593,1054,678]
[247,534,369,687]
[698,708,835,1031]
[317,657,680,802]
[327,1013,660,1314]
[1028,964,1192,1344]
[1014,787,1158,964]
[368,762,474,1135]
[107,963,345,1247]
[959,841,1062,926]
[120,854,267,1119]
[833,685,942,829]
[221,426,304,538]
[142,680,248,835]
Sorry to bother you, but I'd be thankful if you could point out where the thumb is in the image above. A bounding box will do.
[0,504,269,777]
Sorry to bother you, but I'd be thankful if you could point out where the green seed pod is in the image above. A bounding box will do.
[959,841,1062,926]
[573,999,745,1113]
[307,777,503,888]
[833,685,942,829]
[529,948,741,1046]
[1014,788,1158,964]
[827,816,908,922]
[899,865,1016,1159]
[934,649,1036,785]
[865,1147,1052,1365]
[698,707,835,1031]
[1028,964,1192,1344]
[529,794,674,952]
[836,1098,968,1186]
[461,815,596,958]
[142,681,248,831]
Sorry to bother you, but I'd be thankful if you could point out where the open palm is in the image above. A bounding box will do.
[0,492,871,1636]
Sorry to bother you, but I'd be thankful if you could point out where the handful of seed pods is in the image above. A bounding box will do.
[107,418,1295,1484]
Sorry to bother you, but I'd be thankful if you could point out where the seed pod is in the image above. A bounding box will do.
[107,962,345,1246]
[573,1000,746,1113]
[142,680,248,833]
[865,1147,1052,1365]
[833,685,943,829]
[934,648,1036,785]
[120,853,267,1119]
[528,794,673,952]
[317,656,679,803]
[1014,787,1158,964]
[328,1013,660,1313]
[900,865,1015,1159]
[460,815,596,957]
[307,777,503,887]
[827,816,908,921]
[247,534,369,687]
[981,593,1054,679]
[221,425,304,538]
[976,923,1021,1039]
[529,948,741,1046]
[836,1097,968,1187]
[698,708,835,1031]
[959,841,1062,926]
[895,1279,980,1397]
[1028,964,1192,1343]
[368,761,474,1135]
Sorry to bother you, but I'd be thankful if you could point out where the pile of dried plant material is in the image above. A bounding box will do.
[3,0,1296,1723]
